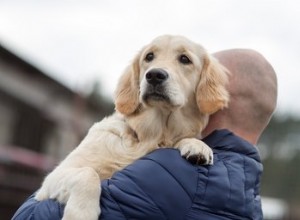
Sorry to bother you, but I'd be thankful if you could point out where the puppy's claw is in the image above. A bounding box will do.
[187,154,207,165]
[183,153,212,165]
[182,151,190,159]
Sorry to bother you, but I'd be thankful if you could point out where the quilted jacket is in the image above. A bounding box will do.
[12,129,263,220]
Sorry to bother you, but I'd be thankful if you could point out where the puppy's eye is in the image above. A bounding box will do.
[179,55,192,64]
[145,52,154,62]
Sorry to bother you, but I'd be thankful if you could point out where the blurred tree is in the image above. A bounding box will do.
[259,115,300,206]
[86,80,114,118]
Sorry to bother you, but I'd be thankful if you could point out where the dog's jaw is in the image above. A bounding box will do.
[141,83,171,104]
[140,76,186,109]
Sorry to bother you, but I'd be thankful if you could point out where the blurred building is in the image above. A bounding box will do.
[0,43,112,219]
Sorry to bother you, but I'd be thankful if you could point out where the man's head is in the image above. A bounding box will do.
[202,49,278,144]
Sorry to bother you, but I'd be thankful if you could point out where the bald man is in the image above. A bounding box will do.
[203,49,277,144]
[13,49,277,220]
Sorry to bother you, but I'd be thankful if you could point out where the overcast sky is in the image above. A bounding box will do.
[0,0,299,117]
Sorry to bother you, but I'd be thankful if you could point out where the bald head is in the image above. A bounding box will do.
[202,49,277,144]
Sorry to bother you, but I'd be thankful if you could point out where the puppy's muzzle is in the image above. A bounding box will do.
[146,69,169,86]
[142,68,170,103]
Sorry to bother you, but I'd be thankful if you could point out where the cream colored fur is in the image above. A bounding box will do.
[35,35,229,220]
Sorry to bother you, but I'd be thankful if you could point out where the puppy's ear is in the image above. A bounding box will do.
[114,53,140,115]
[196,55,230,114]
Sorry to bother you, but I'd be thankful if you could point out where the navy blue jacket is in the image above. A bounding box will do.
[12,129,263,220]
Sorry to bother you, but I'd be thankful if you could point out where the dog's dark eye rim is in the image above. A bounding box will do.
[145,52,154,62]
[179,54,192,64]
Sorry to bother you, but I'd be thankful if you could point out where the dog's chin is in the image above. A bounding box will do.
[141,92,182,109]
[143,92,170,103]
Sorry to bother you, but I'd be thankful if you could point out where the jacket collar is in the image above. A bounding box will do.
[202,129,261,162]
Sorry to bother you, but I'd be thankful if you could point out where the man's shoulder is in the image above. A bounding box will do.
[103,148,199,200]
[100,149,199,219]
[124,148,199,192]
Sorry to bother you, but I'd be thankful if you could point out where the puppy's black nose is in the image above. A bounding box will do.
[146,69,168,86]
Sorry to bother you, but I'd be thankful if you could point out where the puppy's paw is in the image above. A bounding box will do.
[34,170,70,203]
[176,138,213,165]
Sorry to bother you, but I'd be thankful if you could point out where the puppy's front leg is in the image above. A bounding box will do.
[62,167,101,220]
[175,138,213,165]
[35,167,101,220]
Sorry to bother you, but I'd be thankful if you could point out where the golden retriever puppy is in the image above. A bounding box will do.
[35,35,229,220]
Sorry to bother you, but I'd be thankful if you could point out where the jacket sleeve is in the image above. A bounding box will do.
[12,193,64,220]
[12,179,162,220]
[12,149,196,220]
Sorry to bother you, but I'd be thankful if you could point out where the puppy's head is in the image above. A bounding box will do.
[115,35,229,115]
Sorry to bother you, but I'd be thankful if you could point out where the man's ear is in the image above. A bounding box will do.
[196,55,230,114]
[114,53,141,115]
